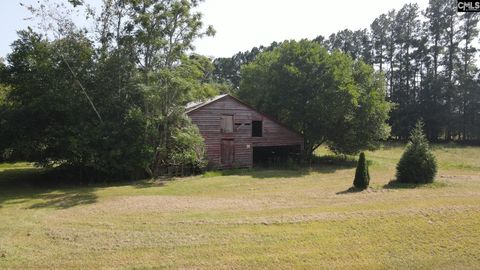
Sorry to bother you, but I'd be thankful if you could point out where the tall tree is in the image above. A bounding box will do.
[419,0,449,140]
[102,0,216,175]
[457,12,480,140]
[424,0,449,80]
[385,10,397,98]
[442,1,460,140]
[387,4,423,138]
[239,40,391,156]
[371,14,388,72]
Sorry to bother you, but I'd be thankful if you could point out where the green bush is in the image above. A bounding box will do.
[396,121,437,184]
[353,152,370,189]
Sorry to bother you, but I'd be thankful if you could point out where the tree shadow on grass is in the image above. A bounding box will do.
[131,180,166,189]
[383,180,419,189]
[0,168,45,187]
[312,155,358,167]
[0,167,98,210]
[0,153,360,208]
[202,154,358,179]
[214,168,311,179]
[336,186,365,195]
[383,180,446,189]
[26,190,97,209]
[202,166,345,179]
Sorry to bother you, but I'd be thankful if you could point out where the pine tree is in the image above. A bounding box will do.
[396,120,437,183]
[458,12,480,141]
[353,152,370,189]
[442,1,460,140]
[371,14,388,72]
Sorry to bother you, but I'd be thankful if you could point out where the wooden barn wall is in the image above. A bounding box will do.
[187,96,304,168]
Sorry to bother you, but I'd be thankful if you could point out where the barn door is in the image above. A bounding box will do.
[221,139,234,167]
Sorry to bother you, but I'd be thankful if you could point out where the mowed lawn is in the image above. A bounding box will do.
[0,144,479,269]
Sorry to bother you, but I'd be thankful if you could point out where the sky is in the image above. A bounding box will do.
[0,0,430,60]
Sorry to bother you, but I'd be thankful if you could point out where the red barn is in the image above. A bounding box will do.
[186,94,304,169]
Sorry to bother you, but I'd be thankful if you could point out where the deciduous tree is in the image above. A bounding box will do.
[239,40,391,157]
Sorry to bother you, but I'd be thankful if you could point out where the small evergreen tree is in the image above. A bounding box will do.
[353,152,370,189]
[396,120,437,184]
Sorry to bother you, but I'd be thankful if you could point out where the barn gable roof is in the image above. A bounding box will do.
[185,94,303,138]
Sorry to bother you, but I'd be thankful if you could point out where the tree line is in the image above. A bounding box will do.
[0,0,219,180]
[213,0,480,142]
[0,0,391,181]
[0,0,469,181]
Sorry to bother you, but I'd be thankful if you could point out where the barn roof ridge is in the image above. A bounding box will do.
[185,93,229,113]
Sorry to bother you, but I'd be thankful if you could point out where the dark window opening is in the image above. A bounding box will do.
[252,120,263,137]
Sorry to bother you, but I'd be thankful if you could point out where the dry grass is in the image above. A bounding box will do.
[0,144,479,269]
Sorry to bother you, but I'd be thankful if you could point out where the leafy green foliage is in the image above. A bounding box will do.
[0,68,11,162]
[0,1,217,181]
[168,118,207,169]
[212,42,280,90]
[239,40,391,156]
[318,29,373,64]
[0,30,149,179]
[396,121,438,184]
[327,61,391,154]
[139,54,218,175]
[353,152,370,189]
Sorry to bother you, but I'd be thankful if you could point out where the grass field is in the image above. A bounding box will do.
[0,144,479,269]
